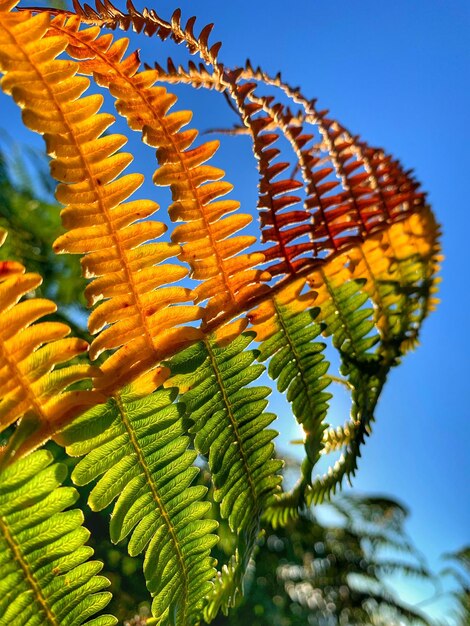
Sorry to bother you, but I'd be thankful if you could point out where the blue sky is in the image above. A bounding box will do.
[2,0,469,622]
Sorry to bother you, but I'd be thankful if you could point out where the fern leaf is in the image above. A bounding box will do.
[59,380,218,626]
[48,18,270,337]
[321,419,357,454]
[0,231,99,458]
[153,58,438,295]
[249,278,332,517]
[309,265,380,367]
[0,8,201,393]
[239,62,427,224]
[292,268,386,503]
[308,365,388,505]
[166,333,282,532]
[39,4,441,345]
[0,449,116,625]
[166,334,282,612]
[61,0,224,71]
[344,209,441,354]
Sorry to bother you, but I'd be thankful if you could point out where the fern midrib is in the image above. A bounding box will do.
[52,22,239,309]
[12,18,157,360]
[0,512,58,625]
[204,338,259,516]
[113,392,189,621]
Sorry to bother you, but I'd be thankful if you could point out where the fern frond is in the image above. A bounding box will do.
[47,17,270,337]
[308,367,387,505]
[240,61,427,225]
[321,419,358,454]
[166,333,282,532]
[59,0,224,72]
[49,2,317,280]
[203,528,258,621]
[308,268,379,367]
[60,380,218,626]
[166,333,282,615]
[0,8,202,393]
[203,555,241,622]
[145,60,314,278]
[44,4,440,345]
[0,231,99,458]
[295,272,386,504]
[0,449,116,625]
[249,278,332,516]
[148,59,427,274]
[239,65,442,347]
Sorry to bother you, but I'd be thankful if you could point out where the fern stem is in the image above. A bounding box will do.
[328,375,354,391]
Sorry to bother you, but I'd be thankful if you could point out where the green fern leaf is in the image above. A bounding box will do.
[166,333,282,614]
[60,386,218,626]
[318,278,379,363]
[308,366,387,505]
[256,303,331,524]
[0,449,116,626]
[203,531,257,623]
[167,333,282,532]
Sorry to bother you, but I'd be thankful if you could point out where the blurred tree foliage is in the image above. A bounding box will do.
[441,546,470,626]
[208,494,432,626]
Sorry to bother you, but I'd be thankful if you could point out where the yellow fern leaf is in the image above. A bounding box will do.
[344,207,441,346]
[48,17,270,337]
[0,9,202,392]
[0,238,100,457]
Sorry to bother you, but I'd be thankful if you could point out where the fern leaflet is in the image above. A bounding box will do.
[166,333,282,613]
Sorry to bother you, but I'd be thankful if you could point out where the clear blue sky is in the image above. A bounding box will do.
[3,0,469,622]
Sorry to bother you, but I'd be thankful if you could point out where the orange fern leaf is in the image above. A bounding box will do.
[0,230,100,456]
[0,7,202,392]
[47,16,270,339]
